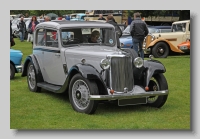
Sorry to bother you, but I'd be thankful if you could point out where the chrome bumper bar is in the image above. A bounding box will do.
[16,65,23,73]
[89,90,169,100]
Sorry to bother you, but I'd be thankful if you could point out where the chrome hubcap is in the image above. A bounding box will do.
[72,80,90,110]
[159,48,164,53]
[148,78,160,103]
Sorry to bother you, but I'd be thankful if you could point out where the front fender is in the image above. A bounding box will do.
[21,54,44,82]
[58,63,108,95]
[147,38,184,53]
[144,60,166,87]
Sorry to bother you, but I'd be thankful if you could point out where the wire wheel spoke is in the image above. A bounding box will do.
[72,80,90,110]
[148,77,160,103]
[28,65,36,89]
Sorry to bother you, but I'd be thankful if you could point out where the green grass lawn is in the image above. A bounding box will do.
[10,38,190,129]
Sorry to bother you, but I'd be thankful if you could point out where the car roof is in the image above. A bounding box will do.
[173,20,190,24]
[148,26,171,29]
[37,20,115,29]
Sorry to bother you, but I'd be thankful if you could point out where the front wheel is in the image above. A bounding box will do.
[69,74,99,114]
[10,64,15,79]
[152,42,169,58]
[146,73,168,108]
[27,62,41,92]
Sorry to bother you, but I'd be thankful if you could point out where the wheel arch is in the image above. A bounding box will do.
[10,61,17,73]
[21,54,44,83]
[149,40,171,53]
[148,39,184,53]
[58,64,108,95]
[144,60,166,88]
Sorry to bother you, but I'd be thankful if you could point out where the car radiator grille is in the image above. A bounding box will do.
[110,57,134,92]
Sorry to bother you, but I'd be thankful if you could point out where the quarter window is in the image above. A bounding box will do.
[36,28,45,46]
[46,29,58,47]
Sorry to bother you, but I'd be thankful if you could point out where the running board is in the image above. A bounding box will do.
[37,82,62,93]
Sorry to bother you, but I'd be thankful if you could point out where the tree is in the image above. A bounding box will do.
[10,10,86,17]
[127,10,190,21]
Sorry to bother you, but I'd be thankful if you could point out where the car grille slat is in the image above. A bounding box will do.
[110,57,134,92]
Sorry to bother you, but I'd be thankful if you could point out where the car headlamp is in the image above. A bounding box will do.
[100,59,110,70]
[134,57,144,68]
[151,35,155,41]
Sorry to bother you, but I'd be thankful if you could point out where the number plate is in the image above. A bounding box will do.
[118,97,147,106]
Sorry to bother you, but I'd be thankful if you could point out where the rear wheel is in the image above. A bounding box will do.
[69,74,99,114]
[27,62,41,92]
[146,73,168,108]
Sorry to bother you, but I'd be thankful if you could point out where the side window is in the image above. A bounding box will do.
[36,28,45,46]
[46,29,58,48]
[189,23,190,31]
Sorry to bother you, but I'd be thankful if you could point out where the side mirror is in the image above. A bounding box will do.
[116,32,120,49]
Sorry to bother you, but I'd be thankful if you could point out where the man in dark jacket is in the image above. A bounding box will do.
[129,12,149,59]
[17,17,26,42]
[106,14,122,38]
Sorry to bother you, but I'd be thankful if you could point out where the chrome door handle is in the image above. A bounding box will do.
[55,53,60,56]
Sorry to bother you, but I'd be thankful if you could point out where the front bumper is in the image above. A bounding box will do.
[178,46,190,53]
[16,65,23,73]
[89,85,169,100]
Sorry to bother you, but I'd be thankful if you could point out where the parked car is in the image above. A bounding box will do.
[10,49,23,79]
[143,20,190,58]
[177,39,190,53]
[10,15,16,21]
[70,13,86,21]
[120,25,171,49]
[21,20,169,114]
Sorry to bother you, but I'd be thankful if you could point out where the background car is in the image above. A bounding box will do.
[120,25,171,48]
[70,13,86,21]
[12,18,31,38]
[177,40,190,53]
[10,49,23,79]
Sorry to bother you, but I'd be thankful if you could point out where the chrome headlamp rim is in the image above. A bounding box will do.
[100,58,110,70]
[134,57,144,68]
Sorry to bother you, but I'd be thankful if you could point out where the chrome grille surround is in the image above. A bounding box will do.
[107,54,134,93]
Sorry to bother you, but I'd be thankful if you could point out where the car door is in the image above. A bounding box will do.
[33,27,45,78]
[42,28,66,85]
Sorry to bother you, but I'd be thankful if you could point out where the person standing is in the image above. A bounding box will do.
[106,14,122,38]
[110,14,117,23]
[65,15,70,21]
[129,12,149,59]
[28,16,39,47]
[17,17,26,42]
[98,14,106,20]
[44,16,51,22]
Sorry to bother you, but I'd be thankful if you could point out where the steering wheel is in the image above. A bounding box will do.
[67,38,80,43]
[63,38,81,45]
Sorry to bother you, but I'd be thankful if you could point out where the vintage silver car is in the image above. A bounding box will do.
[21,20,169,114]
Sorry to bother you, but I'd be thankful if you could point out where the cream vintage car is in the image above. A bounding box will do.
[144,20,190,58]
[21,20,169,114]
